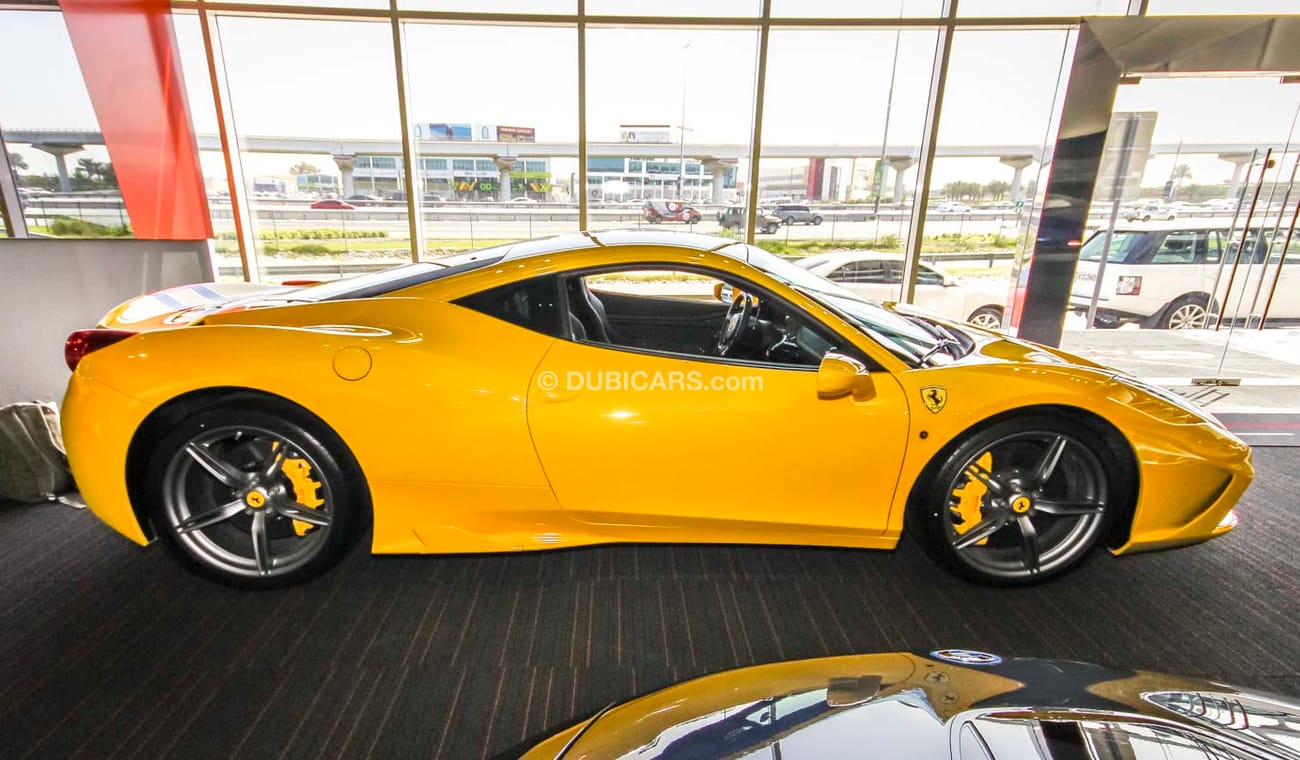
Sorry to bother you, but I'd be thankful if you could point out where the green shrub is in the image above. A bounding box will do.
[289,243,331,254]
[47,217,132,237]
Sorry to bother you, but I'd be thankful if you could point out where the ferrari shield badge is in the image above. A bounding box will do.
[921,386,947,414]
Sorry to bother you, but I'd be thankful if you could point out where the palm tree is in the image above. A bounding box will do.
[289,162,321,176]
[984,180,1011,201]
[7,151,26,172]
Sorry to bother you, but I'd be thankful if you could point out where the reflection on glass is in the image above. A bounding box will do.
[584,26,758,233]
[922,29,1073,325]
[755,29,937,264]
[403,23,578,253]
[770,0,943,17]
[957,0,1127,15]
[1147,0,1300,13]
[217,16,405,281]
[398,0,573,11]
[0,10,133,238]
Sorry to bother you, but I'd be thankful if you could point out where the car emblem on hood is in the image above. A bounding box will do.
[931,649,1002,666]
[921,386,947,414]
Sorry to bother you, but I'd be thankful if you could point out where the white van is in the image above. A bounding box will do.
[1070,221,1300,329]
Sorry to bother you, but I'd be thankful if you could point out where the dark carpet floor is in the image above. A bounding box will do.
[1,448,1298,759]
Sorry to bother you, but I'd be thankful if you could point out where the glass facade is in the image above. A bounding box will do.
[0,10,133,238]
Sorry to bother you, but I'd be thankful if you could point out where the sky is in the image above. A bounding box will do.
[2,6,1299,194]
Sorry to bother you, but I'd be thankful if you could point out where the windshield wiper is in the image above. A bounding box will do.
[917,338,960,366]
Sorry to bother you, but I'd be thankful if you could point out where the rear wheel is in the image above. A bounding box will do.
[146,403,367,589]
[1159,294,1211,330]
[910,415,1118,586]
[783,215,796,226]
[812,216,823,226]
[967,306,1003,330]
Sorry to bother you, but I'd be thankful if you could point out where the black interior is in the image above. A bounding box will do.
[566,275,835,368]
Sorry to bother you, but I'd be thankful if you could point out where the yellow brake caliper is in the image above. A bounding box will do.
[951,452,992,545]
[281,458,324,536]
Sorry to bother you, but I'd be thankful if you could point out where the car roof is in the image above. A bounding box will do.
[497,229,744,262]
[1096,218,1292,233]
[804,250,906,265]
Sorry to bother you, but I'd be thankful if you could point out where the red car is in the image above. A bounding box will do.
[310,199,355,210]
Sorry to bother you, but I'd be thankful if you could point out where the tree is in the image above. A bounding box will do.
[289,162,321,176]
[7,151,26,172]
[984,180,1011,201]
[1170,164,1192,198]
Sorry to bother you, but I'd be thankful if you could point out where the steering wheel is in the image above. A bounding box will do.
[716,292,754,357]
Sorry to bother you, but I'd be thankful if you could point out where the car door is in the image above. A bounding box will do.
[526,265,910,538]
[827,259,899,301]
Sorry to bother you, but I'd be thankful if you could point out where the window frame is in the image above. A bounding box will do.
[555,261,878,372]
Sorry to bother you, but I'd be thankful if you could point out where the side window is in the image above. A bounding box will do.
[1150,231,1199,264]
[566,267,842,369]
[1204,230,1223,264]
[830,260,891,283]
[917,264,944,286]
[454,274,563,337]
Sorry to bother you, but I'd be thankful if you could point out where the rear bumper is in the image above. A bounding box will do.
[62,372,151,546]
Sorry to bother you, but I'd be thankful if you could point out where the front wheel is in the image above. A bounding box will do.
[146,402,368,589]
[763,223,779,234]
[812,216,823,226]
[909,416,1119,586]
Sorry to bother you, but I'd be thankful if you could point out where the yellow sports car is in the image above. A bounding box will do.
[61,230,1252,588]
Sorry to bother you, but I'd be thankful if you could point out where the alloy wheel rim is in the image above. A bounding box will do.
[944,431,1106,579]
[1168,303,1207,329]
[162,425,334,578]
[970,312,1002,329]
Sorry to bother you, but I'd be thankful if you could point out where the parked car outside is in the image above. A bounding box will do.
[934,201,973,213]
[796,251,1007,329]
[345,194,382,202]
[1070,220,1300,328]
[1124,201,1177,222]
[770,203,823,226]
[643,199,701,224]
[309,199,355,210]
[717,205,782,234]
[511,197,539,204]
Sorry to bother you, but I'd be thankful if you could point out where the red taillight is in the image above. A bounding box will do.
[281,279,322,287]
[65,329,137,372]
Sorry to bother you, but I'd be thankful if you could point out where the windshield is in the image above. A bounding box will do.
[1078,230,1147,263]
[293,245,510,301]
[743,245,952,365]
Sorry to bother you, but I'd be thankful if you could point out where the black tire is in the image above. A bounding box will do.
[967,306,1003,330]
[1091,315,1122,329]
[764,223,779,234]
[812,216,823,226]
[1156,294,1212,330]
[144,398,368,589]
[1142,214,1152,222]
[782,215,795,226]
[908,414,1122,587]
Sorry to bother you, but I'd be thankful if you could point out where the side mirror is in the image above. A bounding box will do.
[817,353,875,400]
[713,282,733,303]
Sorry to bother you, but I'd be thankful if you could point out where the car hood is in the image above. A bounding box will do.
[97,281,305,332]
[523,651,1300,760]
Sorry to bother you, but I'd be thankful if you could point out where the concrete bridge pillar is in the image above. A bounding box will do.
[32,143,84,192]
[886,156,916,204]
[999,155,1035,202]
[1219,152,1252,200]
[332,154,356,198]
[495,156,517,202]
[702,159,729,204]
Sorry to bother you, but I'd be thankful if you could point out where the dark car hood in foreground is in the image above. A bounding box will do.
[523,650,1300,759]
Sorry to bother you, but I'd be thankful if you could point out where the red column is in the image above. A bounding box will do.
[58,0,212,240]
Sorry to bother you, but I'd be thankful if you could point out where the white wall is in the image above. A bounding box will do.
[0,239,214,407]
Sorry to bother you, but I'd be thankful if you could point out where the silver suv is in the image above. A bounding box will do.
[717,205,782,234]
[771,204,823,226]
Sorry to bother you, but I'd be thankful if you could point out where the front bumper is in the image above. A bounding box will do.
[1113,424,1254,555]
[62,372,152,546]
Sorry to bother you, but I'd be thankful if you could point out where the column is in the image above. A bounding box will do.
[495,156,517,203]
[332,154,356,198]
[702,159,728,204]
[33,143,84,193]
[999,155,1035,202]
[887,156,916,204]
[1219,152,1252,200]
